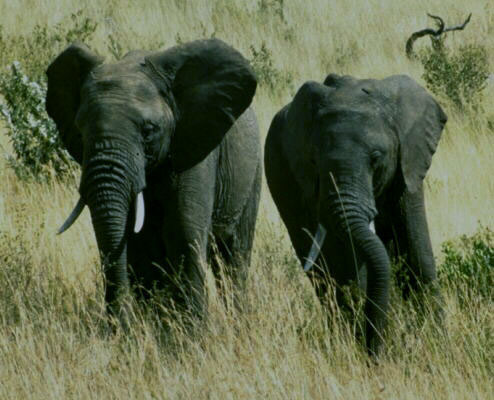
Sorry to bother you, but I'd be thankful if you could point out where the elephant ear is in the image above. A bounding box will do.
[283,81,329,198]
[388,75,447,193]
[145,39,257,172]
[46,42,104,164]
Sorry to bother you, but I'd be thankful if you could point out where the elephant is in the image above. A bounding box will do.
[264,73,447,355]
[46,38,262,319]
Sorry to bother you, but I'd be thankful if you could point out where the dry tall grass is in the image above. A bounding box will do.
[1,0,494,398]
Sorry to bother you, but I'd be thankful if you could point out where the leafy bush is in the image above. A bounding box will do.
[0,12,95,182]
[439,227,494,299]
[420,42,489,109]
[0,62,76,182]
[249,41,293,95]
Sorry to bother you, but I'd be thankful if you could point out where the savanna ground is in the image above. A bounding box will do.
[1,0,494,398]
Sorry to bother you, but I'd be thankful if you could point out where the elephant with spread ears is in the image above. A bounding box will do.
[264,73,447,356]
[46,38,262,320]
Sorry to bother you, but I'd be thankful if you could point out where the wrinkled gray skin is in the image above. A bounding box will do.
[264,74,447,355]
[46,39,262,319]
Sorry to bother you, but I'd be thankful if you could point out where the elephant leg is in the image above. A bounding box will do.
[127,195,167,300]
[162,219,211,314]
[218,162,262,291]
[182,241,210,315]
[374,209,396,257]
[162,158,216,315]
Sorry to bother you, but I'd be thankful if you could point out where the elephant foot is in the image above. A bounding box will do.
[105,291,137,334]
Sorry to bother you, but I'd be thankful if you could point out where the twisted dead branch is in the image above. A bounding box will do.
[406,13,472,59]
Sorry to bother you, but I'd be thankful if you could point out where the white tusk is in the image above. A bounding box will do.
[369,220,375,234]
[304,224,327,272]
[134,192,145,233]
[57,197,85,235]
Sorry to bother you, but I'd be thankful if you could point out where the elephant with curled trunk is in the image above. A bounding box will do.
[264,73,447,355]
[46,39,262,318]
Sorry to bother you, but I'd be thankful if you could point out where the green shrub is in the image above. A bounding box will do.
[0,12,95,182]
[439,227,494,299]
[249,41,293,95]
[0,62,76,182]
[420,42,489,109]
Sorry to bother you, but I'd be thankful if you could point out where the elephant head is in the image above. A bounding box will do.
[279,74,447,353]
[46,39,257,315]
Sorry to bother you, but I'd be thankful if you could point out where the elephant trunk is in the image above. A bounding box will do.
[80,145,145,315]
[324,192,390,356]
[88,188,130,311]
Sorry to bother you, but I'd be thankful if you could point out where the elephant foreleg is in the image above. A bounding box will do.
[163,157,216,315]
[219,162,262,291]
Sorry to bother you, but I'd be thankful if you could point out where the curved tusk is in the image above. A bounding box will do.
[369,220,375,234]
[134,192,145,233]
[57,197,85,235]
[304,224,327,272]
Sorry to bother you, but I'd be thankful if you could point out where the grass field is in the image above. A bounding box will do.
[1,0,494,398]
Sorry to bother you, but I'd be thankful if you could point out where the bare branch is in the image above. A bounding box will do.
[405,30,440,59]
[443,13,472,33]
[427,14,445,34]
[406,13,472,59]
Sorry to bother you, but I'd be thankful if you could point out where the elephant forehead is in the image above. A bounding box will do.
[317,106,386,134]
[76,86,171,134]
[84,73,160,100]
[327,83,396,120]
[80,71,167,116]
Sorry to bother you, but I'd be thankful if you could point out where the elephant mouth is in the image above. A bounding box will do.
[57,191,146,235]
[303,218,376,272]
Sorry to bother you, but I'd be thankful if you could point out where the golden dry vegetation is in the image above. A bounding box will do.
[1,0,494,398]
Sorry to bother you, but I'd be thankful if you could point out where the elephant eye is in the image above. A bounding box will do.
[142,122,158,137]
[370,150,382,166]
